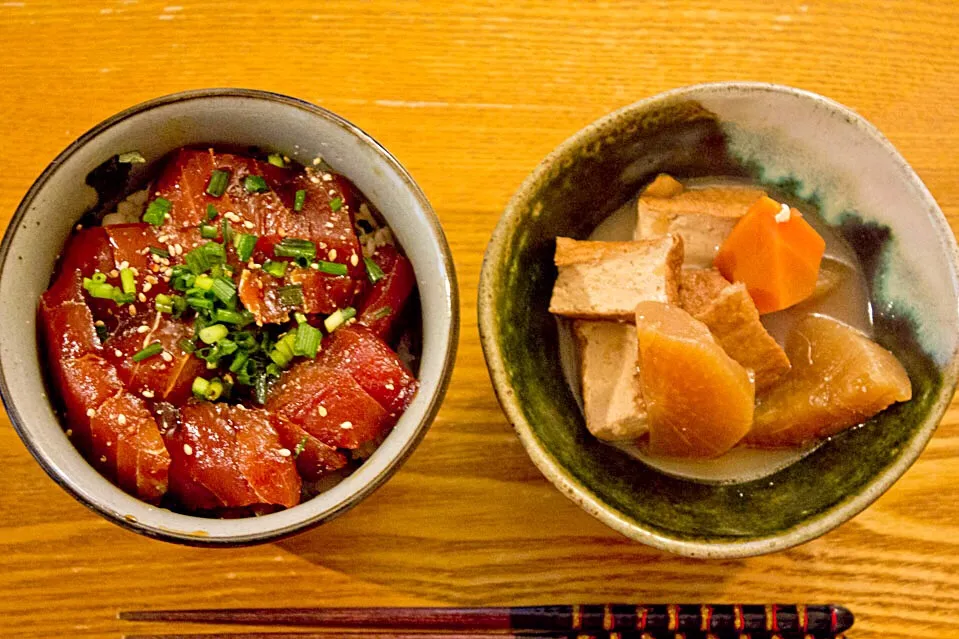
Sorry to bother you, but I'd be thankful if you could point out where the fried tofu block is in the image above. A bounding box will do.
[572,321,647,441]
[679,269,791,390]
[678,268,732,317]
[635,174,765,267]
[549,235,683,321]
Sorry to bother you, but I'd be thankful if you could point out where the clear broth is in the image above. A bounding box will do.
[557,179,874,484]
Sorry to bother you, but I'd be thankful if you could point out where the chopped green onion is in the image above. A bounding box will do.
[206,169,230,197]
[267,153,286,168]
[213,308,249,325]
[221,218,234,245]
[142,197,171,226]
[324,306,356,333]
[95,326,110,344]
[329,196,343,212]
[234,233,257,262]
[155,293,180,315]
[294,189,306,212]
[274,237,316,261]
[369,305,392,320]
[294,312,308,324]
[184,241,227,274]
[254,375,270,405]
[193,274,214,291]
[364,256,385,284]
[231,330,256,350]
[186,295,214,311]
[315,260,348,276]
[198,324,229,344]
[200,224,218,239]
[113,292,135,305]
[119,268,136,295]
[277,284,304,307]
[178,338,196,354]
[294,435,308,457]
[148,246,170,258]
[206,204,219,220]
[229,350,250,374]
[262,260,288,278]
[192,376,210,399]
[293,322,321,359]
[118,151,146,164]
[92,272,107,284]
[269,332,297,368]
[132,341,163,362]
[244,175,269,193]
[210,277,237,305]
[83,278,118,300]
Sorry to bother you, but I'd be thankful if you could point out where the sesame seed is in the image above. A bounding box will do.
[117,414,126,425]
[136,325,150,333]
[322,173,333,182]
[318,406,328,417]
[146,275,159,284]
[183,444,193,456]
[65,429,73,437]
[94,320,105,327]
[174,244,184,256]
[324,222,334,229]
[157,235,169,243]
[114,349,123,357]
[340,421,353,430]
[100,456,107,463]
[137,293,147,303]
[310,262,319,270]
[312,158,321,166]
[350,253,359,267]
[142,389,155,398]
[75,224,83,231]
[385,383,395,390]
[119,261,130,270]
[278,448,292,457]
[328,249,337,261]
[86,408,96,417]
[106,441,112,447]
[130,267,139,276]
[167,244,176,255]
[309,176,320,184]
[109,269,119,278]
[161,351,173,362]
[128,304,137,316]
[142,281,153,293]
[328,189,337,197]
[243,220,255,229]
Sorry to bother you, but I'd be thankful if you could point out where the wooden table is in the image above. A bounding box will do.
[1,1,958,637]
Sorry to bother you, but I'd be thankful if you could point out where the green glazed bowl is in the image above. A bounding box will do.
[478,82,959,558]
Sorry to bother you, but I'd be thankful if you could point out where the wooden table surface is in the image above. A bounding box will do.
[2,1,958,637]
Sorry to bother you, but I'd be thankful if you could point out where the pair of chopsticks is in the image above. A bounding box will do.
[119,604,853,639]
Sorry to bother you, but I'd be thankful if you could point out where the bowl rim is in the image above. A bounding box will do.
[478,80,959,558]
[0,87,460,546]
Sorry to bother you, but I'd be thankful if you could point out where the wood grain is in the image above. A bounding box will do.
[1,1,958,637]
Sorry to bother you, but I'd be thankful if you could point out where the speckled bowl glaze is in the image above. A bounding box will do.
[0,89,458,545]
[478,82,959,558]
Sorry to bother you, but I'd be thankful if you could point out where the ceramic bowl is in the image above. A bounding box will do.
[478,82,959,558]
[0,89,458,545]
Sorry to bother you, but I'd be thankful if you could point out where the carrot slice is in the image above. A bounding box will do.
[714,195,825,314]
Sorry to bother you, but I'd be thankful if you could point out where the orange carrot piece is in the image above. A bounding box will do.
[714,195,825,314]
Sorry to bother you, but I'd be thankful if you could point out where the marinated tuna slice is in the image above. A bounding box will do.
[105,393,170,503]
[255,172,365,282]
[635,301,755,458]
[105,314,204,404]
[54,227,115,286]
[267,362,390,449]
[153,148,224,230]
[747,315,913,447]
[358,244,416,340]
[166,403,300,511]
[322,325,418,417]
[57,355,124,453]
[231,408,302,507]
[271,416,348,481]
[104,223,160,270]
[39,290,101,360]
[238,267,354,325]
